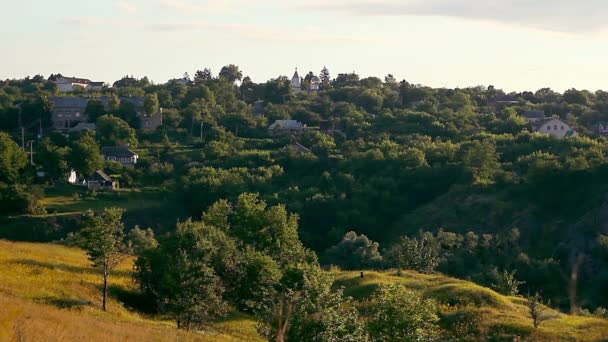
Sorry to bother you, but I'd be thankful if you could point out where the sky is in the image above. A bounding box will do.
[2,0,608,92]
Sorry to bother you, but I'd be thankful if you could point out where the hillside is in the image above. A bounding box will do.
[0,240,263,341]
[1,240,606,341]
[335,271,608,341]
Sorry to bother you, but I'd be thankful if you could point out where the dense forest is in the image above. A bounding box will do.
[1,66,608,339]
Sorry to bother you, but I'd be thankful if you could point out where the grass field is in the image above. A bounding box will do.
[335,271,608,341]
[0,240,263,341]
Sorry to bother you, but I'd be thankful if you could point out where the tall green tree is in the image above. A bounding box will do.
[0,132,27,183]
[134,219,229,330]
[322,231,383,270]
[85,99,106,123]
[219,64,243,83]
[96,114,138,147]
[80,207,130,311]
[68,130,103,176]
[366,284,439,342]
[144,93,159,114]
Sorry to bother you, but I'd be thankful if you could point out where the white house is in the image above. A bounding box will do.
[54,77,105,92]
[309,76,321,91]
[532,117,576,139]
[101,146,139,165]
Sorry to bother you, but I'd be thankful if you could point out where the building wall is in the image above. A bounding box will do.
[537,119,575,139]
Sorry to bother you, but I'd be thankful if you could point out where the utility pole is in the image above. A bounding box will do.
[200,121,204,140]
[28,140,34,165]
[21,127,25,150]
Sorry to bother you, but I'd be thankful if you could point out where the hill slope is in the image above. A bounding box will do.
[1,240,606,341]
[0,240,262,341]
[335,271,608,341]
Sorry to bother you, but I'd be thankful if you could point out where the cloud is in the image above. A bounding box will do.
[158,0,249,13]
[62,17,106,27]
[114,1,138,13]
[148,22,379,43]
[300,0,608,33]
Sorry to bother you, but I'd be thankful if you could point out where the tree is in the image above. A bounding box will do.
[233,193,312,266]
[96,115,138,147]
[219,64,243,83]
[385,232,440,274]
[68,130,103,176]
[117,100,140,128]
[128,226,158,255]
[357,89,384,113]
[322,231,383,270]
[256,265,366,342]
[194,68,213,83]
[527,292,550,328]
[492,269,525,296]
[366,284,439,342]
[144,93,159,114]
[84,99,106,123]
[0,132,27,184]
[461,140,499,184]
[233,248,282,312]
[134,219,229,330]
[80,207,130,311]
[333,73,360,88]
[37,137,68,181]
[320,67,331,89]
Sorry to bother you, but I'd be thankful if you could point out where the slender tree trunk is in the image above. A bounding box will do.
[568,254,585,314]
[102,266,108,311]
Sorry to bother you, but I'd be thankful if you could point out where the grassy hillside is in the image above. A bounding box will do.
[0,240,263,341]
[335,271,608,341]
[1,240,606,341]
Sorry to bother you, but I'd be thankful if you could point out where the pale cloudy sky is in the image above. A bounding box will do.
[2,0,608,91]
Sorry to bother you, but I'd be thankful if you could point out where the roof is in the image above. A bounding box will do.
[56,77,93,84]
[68,123,96,132]
[94,170,112,182]
[50,97,90,109]
[51,96,112,110]
[531,117,570,130]
[269,120,305,130]
[120,96,145,107]
[101,146,138,157]
[290,142,311,153]
[310,76,321,83]
[292,69,300,80]
[522,110,546,119]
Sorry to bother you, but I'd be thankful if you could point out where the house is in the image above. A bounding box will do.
[531,117,576,139]
[54,76,106,92]
[593,122,608,136]
[50,97,92,130]
[87,170,117,191]
[68,169,77,184]
[50,96,160,131]
[521,110,547,123]
[101,146,139,165]
[308,76,321,91]
[268,120,306,136]
[140,110,163,131]
[68,122,96,133]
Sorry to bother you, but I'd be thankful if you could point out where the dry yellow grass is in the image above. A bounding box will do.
[0,240,263,341]
[335,271,608,341]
